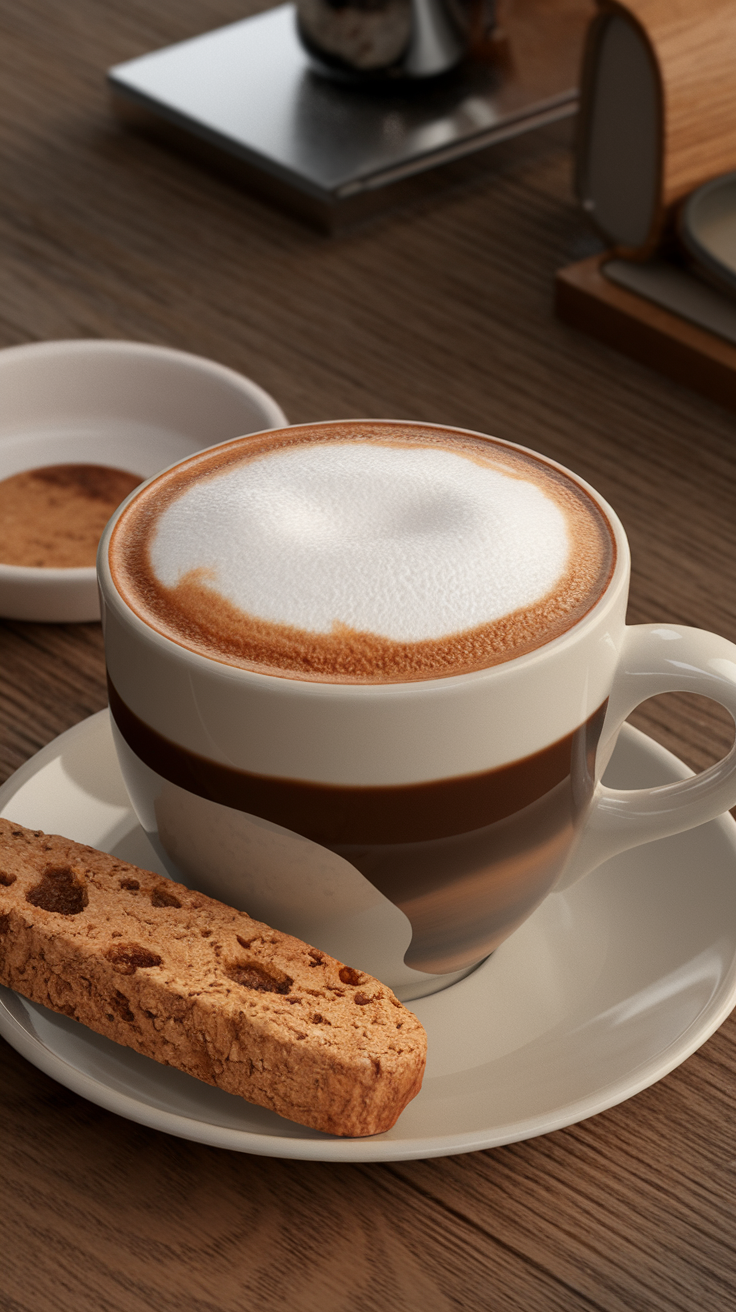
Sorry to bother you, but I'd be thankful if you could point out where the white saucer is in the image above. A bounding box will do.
[0,340,287,622]
[2,712,736,1163]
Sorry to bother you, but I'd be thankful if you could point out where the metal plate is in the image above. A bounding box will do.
[108,1,593,227]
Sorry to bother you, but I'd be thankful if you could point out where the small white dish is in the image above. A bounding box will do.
[1,711,735,1162]
[0,340,287,623]
[679,171,736,300]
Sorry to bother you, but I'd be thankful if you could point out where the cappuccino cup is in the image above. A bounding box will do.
[98,421,736,1001]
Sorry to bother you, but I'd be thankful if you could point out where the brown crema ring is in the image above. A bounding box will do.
[108,422,617,684]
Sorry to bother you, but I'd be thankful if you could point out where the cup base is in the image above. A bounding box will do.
[395,955,488,1002]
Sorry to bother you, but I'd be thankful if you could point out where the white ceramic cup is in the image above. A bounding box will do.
[98,423,736,1001]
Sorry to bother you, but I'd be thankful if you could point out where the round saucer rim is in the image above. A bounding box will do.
[1,712,735,1162]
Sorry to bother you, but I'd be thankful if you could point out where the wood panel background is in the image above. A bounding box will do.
[1,2,736,1310]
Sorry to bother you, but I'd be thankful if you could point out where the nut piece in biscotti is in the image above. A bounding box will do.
[0,819,426,1136]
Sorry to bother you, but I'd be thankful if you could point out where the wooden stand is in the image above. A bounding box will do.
[555,253,736,412]
[577,0,736,257]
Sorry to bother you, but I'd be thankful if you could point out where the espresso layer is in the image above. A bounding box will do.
[109,423,616,684]
[110,681,607,973]
[108,677,604,845]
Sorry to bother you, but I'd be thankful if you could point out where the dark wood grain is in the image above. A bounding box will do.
[556,253,736,414]
[1,3,736,1310]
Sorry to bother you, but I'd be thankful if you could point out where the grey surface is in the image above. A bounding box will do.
[108,4,577,202]
[680,172,736,300]
[604,256,736,348]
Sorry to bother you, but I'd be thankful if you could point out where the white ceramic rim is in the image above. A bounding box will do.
[98,419,631,697]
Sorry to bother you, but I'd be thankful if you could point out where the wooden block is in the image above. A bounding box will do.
[555,253,736,412]
[577,0,736,257]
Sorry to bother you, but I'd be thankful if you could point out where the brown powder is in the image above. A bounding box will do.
[0,464,142,568]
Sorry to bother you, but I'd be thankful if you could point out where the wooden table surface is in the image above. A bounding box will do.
[2,3,736,1309]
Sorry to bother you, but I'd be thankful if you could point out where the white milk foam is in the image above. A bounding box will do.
[148,442,571,642]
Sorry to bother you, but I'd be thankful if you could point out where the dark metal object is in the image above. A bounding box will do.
[679,172,736,304]
[296,0,495,81]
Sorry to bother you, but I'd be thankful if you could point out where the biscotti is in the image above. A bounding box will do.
[0,819,426,1136]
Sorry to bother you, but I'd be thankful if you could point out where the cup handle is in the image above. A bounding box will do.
[557,625,736,890]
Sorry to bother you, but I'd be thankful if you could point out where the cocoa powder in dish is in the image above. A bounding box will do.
[0,464,142,568]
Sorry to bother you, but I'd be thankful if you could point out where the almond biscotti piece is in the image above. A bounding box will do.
[0,818,426,1136]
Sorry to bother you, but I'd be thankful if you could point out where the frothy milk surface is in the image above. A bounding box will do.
[149,443,569,641]
[110,423,616,683]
